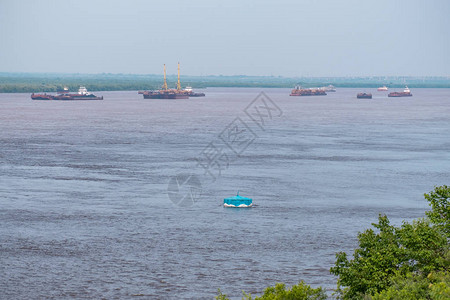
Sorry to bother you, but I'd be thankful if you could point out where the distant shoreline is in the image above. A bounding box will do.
[1,72,449,93]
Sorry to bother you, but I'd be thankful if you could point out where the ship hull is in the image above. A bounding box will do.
[357,93,372,99]
[52,95,103,100]
[290,94,327,96]
[143,92,189,99]
[31,95,52,100]
[31,89,103,101]
[53,96,103,100]
[388,93,412,97]
[188,92,205,97]
[223,203,253,208]
[290,92,327,96]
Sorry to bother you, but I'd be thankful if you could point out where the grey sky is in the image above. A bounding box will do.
[0,0,449,76]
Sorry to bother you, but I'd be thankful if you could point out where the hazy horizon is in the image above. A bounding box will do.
[1,0,449,77]
[2,71,450,79]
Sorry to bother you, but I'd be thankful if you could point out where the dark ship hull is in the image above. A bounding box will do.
[31,94,103,100]
[388,92,412,97]
[357,93,372,99]
[31,94,53,100]
[188,92,205,97]
[143,91,189,99]
[31,87,103,100]
[52,94,103,100]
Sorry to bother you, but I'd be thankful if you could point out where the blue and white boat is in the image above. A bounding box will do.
[224,192,252,208]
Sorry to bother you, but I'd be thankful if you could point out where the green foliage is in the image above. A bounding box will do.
[253,282,326,300]
[331,185,450,299]
[330,216,448,299]
[331,215,402,298]
[215,289,230,300]
[425,185,450,237]
[216,282,326,300]
[370,271,450,300]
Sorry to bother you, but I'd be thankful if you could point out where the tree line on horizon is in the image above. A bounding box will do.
[1,74,449,93]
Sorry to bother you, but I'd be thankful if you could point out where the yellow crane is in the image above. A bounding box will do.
[162,64,168,91]
[177,62,182,91]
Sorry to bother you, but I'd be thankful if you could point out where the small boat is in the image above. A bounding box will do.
[357,93,372,99]
[388,86,412,97]
[377,86,388,91]
[224,191,252,208]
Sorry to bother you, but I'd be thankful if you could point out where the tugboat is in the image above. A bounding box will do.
[357,93,372,99]
[290,86,327,96]
[31,86,103,100]
[224,191,252,208]
[377,86,388,91]
[388,86,412,97]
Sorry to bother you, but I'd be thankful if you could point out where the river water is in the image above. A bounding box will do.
[0,88,449,299]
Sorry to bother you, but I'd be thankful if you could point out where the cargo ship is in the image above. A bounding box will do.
[357,93,372,99]
[377,86,388,91]
[142,63,203,99]
[290,86,327,96]
[31,86,103,100]
[388,86,412,97]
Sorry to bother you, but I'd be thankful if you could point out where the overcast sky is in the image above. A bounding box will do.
[0,0,449,76]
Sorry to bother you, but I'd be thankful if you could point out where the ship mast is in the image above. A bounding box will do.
[162,64,168,91]
[177,62,182,91]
